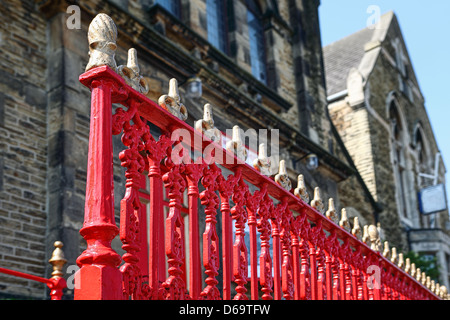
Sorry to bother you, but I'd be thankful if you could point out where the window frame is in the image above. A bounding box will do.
[245,0,268,84]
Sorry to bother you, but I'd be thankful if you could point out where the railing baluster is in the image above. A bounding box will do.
[257,192,274,300]
[298,214,311,300]
[146,134,172,298]
[281,206,294,300]
[246,184,268,300]
[271,200,287,300]
[231,170,249,300]
[315,233,326,300]
[162,155,189,300]
[115,101,149,300]
[290,216,301,300]
[199,163,222,300]
[217,171,239,300]
[184,162,205,299]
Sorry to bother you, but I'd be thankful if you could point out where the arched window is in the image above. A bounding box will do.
[206,0,227,53]
[154,0,181,18]
[389,100,410,220]
[246,0,267,84]
[415,129,426,169]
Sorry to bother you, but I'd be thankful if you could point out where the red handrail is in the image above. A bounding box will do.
[0,267,52,285]
[0,241,67,300]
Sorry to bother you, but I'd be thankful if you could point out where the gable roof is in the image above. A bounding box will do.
[323,11,394,97]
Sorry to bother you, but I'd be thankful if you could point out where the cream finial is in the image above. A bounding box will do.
[382,241,390,259]
[86,13,118,72]
[294,174,310,203]
[253,143,272,176]
[352,217,362,240]
[339,208,351,232]
[158,78,188,121]
[226,125,248,162]
[397,253,404,269]
[310,187,325,214]
[195,103,222,144]
[367,225,381,252]
[275,160,292,191]
[390,247,398,264]
[118,48,149,94]
[325,198,339,224]
[362,225,369,244]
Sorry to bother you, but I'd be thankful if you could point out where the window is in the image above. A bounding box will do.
[246,0,267,84]
[415,129,427,170]
[154,0,180,17]
[389,101,410,220]
[206,0,227,53]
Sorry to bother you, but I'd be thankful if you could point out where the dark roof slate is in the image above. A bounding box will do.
[323,26,375,97]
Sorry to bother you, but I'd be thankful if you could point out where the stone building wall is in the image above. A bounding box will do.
[0,0,50,298]
[326,11,450,279]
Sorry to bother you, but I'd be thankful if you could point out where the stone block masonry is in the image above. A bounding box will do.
[0,0,49,298]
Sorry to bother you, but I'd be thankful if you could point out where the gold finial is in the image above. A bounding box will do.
[440,286,448,299]
[390,247,398,264]
[195,103,222,144]
[48,241,67,278]
[421,272,427,285]
[415,268,421,282]
[430,280,436,292]
[294,174,310,203]
[368,225,381,252]
[275,160,292,191]
[226,125,248,162]
[397,253,404,269]
[253,143,272,176]
[86,13,118,72]
[352,217,362,240]
[339,208,351,232]
[426,276,431,288]
[158,78,188,121]
[382,241,390,259]
[310,187,325,214]
[325,198,339,224]
[117,48,149,94]
[405,258,411,274]
[411,263,416,277]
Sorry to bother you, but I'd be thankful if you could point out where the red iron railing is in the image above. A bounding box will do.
[0,242,67,300]
[73,14,445,301]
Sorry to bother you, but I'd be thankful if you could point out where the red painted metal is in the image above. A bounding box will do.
[74,65,442,300]
[0,267,66,300]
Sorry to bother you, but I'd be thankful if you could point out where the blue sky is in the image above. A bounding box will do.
[319,0,450,203]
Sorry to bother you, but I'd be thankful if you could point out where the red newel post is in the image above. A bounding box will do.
[75,78,123,300]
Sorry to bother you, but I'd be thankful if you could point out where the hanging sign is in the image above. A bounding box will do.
[418,184,448,215]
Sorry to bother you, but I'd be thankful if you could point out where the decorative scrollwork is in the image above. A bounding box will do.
[231,170,250,300]
[199,163,222,300]
[162,161,189,300]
